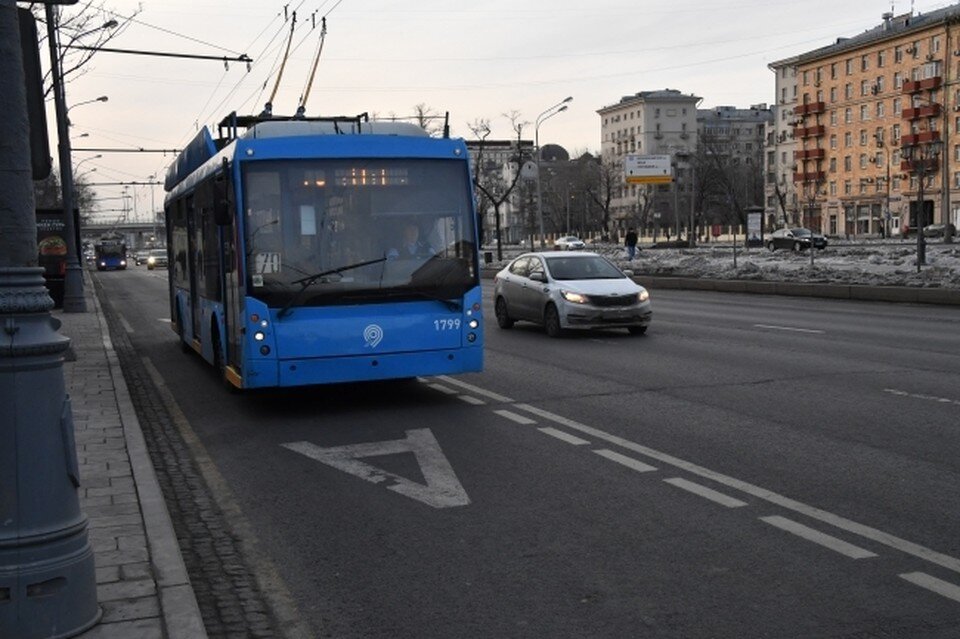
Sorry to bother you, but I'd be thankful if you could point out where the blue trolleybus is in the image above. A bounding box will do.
[94,236,127,271]
[163,112,483,390]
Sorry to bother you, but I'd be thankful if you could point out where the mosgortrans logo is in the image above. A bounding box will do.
[363,324,384,348]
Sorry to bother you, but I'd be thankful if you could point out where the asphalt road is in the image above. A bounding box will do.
[94,266,960,639]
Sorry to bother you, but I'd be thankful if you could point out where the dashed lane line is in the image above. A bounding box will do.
[427,383,458,395]
[538,427,590,446]
[457,395,486,406]
[900,572,960,605]
[754,324,825,334]
[512,402,960,576]
[492,409,537,425]
[664,477,748,508]
[433,375,514,403]
[760,516,877,560]
[593,449,657,473]
[884,388,960,408]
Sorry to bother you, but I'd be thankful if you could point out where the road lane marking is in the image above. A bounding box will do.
[512,402,960,576]
[119,315,135,334]
[458,395,486,405]
[433,375,514,403]
[282,429,469,509]
[760,516,877,559]
[664,478,748,508]
[884,388,960,408]
[753,324,825,334]
[538,427,590,446]
[900,572,960,604]
[427,383,458,395]
[493,409,537,425]
[594,449,657,473]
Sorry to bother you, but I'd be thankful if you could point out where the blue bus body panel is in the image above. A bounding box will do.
[239,286,483,388]
[234,134,468,163]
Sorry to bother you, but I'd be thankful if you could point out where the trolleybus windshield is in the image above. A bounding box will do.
[242,158,477,308]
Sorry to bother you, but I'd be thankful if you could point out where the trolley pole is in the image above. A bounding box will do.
[0,5,100,637]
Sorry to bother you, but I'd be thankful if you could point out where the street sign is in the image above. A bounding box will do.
[281,429,470,509]
[624,154,673,184]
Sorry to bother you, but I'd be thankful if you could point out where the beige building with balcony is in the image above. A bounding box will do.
[597,90,700,234]
[771,6,960,238]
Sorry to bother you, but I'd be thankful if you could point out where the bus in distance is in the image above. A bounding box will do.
[94,236,127,271]
[163,112,483,390]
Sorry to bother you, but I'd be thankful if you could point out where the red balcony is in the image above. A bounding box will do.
[794,148,825,160]
[902,76,943,93]
[792,170,826,183]
[900,130,940,146]
[902,103,941,120]
[793,124,826,139]
[794,101,826,116]
[900,158,940,173]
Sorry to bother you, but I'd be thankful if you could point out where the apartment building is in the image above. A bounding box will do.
[766,56,801,226]
[770,6,960,237]
[597,89,700,232]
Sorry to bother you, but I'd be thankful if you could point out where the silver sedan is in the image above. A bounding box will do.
[493,251,652,337]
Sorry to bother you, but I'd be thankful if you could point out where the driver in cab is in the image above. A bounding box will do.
[388,223,434,259]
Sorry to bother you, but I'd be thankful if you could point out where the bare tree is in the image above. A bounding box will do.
[468,114,531,260]
[413,103,445,137]
[585,154,621,239]
[33,2,139,97]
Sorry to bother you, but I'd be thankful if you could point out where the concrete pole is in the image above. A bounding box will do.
[0,4,100,637]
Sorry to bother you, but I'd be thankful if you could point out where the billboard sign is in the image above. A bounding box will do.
[624,155,673,184]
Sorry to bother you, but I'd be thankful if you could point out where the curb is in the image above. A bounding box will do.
[88,279,208,638]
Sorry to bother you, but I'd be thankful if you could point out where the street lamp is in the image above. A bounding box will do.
[535,96,573,248]
[66,95,108,125]
[74,153,101,172]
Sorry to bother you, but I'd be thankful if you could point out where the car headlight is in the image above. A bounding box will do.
[147,257,156,265]
[638,288,650,303]
[561,290,589,304]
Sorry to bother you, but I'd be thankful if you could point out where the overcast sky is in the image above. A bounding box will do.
[54,0,955,223]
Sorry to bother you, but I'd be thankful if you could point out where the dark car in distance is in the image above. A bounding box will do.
[766,228,828,252]
[923,223,956,238]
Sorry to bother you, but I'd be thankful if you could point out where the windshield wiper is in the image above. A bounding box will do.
[340,289,462,312]
[278,256,388,318]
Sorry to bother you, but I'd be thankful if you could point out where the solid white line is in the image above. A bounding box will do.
[458,395,486,406]
[754,324,825,334]
[593,449,657,473]
[119,315,135,334]
[493,409,537,425]
[664,477,748,508]
[884,388,960,408]
[434,375,514,403]
[427,383,458,395]
[513,402,960,575]
[900,572,960,604]
[538,427,590,446]
[760,516,877,559]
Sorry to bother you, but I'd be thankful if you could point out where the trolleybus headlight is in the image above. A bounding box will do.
[468,319,479,329]
[254,331,265,342]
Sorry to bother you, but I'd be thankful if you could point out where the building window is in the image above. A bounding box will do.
[859,153,868,169]
[878,50,886,67]
[893,176,901,190]
[830,110,838,125]
[830,134,838,149]
[932,36,941,53]
[844,156,852,171]
[829,157,837,172]
[954,171,960,188]
[860,104,869,121]
[829,181,837,195]
[845,58,853,75]
[861,54,869,71]
[830,86,837,102]
[845,108,852,123]
[844,180,852,194]
[845,131,852,147]
[802,70,809,86]
[876,76,885,92]
[893,71,902,89]
[861,79,870,96]
[894,46,903,63]
[860,129,868,146]
[831,63,837,79]
[893,97,902,115]
[845,83,853,99]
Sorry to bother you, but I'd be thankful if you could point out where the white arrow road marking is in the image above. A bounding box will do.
[281,429,470,509]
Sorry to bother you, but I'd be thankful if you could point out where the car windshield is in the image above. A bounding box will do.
[545,255,623,280]
[792,229,812,237]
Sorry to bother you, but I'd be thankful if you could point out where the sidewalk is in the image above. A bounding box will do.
[56,273,207,639]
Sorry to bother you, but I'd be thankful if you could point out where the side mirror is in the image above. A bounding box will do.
[622,269,634,277]
[529,271,546,283]
[213,159,232,226]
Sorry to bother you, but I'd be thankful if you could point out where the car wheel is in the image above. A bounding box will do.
[767,242,775,252]
[176,308,191,354]
[495,297,514,329]
[544,303,564,338]
[792,241,802,252]
[212,328,238,393]
[627,325,647,335]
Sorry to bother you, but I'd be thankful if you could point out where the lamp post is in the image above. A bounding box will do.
[45,3,114,313]
[535,96,572,248]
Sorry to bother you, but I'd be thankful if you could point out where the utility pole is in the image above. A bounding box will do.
[0,4,100,637]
